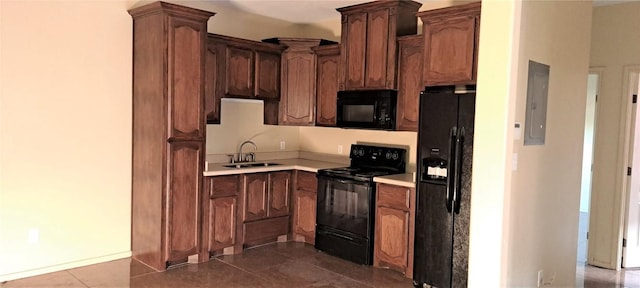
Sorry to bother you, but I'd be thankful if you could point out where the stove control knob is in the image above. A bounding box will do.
[385,151,392,160]
[358,148,365,156]
[392,152,399,160]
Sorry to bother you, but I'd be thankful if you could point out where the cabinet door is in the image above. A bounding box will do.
[255,51,280,99]
[423,16,477,86]
[210,175,239,198]
[268,171,291,218]
[226,46,254,98]
[294,191,317,242]
[204,39,222,124]
[209,196,236,251]
[342,12,367,90]
[168,17,205,139]
[315,47,340,126]
[281,51,316,125]
[166,141,203,263]
[396,36,423,132]
[374,206,409,272]
[365,8,391,89]
[244,173,267,221]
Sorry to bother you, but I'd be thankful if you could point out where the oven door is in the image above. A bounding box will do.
[316,174,373,238]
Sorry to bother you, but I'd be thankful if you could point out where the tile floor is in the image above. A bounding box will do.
[1,242,638,287]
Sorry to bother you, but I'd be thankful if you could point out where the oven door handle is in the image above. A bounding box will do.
[333,178,367,186]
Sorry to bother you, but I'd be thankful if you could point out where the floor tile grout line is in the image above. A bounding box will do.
[64,270,91,288]
[210,257,278,286]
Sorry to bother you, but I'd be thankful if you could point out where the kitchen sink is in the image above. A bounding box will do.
[222,162,281,169]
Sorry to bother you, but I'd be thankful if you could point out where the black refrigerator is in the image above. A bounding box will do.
[413,85,475,288]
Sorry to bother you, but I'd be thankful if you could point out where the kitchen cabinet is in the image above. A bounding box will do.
[203,175,241,255]
[207,34,285,101]
[129,2,213,271]
[396,35,423,132]
[314,44,340,126]
[277,38,322,126]
[242,171,291,245]
[374,183,416,276]
[204,38,224,124]
[337,0,421,90]
[292,171,318,244]
[417,2,481,86]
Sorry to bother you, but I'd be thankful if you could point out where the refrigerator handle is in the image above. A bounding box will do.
[453,126,465,214]
[446,126,457,213]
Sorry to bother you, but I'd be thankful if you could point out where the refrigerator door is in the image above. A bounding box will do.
[414,90,460,288]
[451,92,475,288]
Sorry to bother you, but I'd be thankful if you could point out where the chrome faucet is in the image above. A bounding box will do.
[235,140,257,163]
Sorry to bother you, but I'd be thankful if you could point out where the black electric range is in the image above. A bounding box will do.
[315,144,407,265]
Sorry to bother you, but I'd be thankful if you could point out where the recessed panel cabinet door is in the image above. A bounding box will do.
[226,46,254,98]
[244,173,267,221]
[375,206,409,272]
[294,191,317,242]
[423,16,477,86]
[315,45,340,126]
[343,13,367,90]
[281,52,315,125]
[268,171,291,218]
[365,9,391,88]
[209,196,236,251]
[166,141,203,263]
[204,39,221,124]
[168,18,204,139]
[396,36,423,132]
[255,51,280,99]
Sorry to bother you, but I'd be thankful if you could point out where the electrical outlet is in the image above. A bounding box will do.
[280,141,285,150]
[337,145,343,154]
[537,270,543,287]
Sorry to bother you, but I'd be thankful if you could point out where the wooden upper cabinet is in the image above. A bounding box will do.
[208,34,285,100]
[314,44,340,126]
[278,38,323,126]
[225,45,255,98]
[396,35,423,132]
[255,51,281,99]
[204,38,223,124]
[337,0,421,91]
[418,2,481,86]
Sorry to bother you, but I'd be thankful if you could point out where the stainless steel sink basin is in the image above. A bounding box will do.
[222,162,281,169]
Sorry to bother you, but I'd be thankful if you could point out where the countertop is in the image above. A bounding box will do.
[204,157,416,188]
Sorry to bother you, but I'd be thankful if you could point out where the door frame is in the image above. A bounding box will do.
[622,66,640,268]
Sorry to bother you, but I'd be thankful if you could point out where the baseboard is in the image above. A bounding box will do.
[0,251,132,282]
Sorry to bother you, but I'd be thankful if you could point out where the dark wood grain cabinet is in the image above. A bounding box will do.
[292,171,318,244]
[206,34,285,111]
[314,44,340,126]
[396,35,423,132]
[278,38,322,126]
[129,2,213,271]
[242,172,291,245]
[374,183,416,276]
[203,175,241,255]
[337,0,421,90]
[417,2,481,86]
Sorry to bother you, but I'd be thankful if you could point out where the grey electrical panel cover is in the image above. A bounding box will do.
[524,60,550,145]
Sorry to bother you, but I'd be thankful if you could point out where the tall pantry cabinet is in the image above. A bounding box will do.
[128,2,214,271]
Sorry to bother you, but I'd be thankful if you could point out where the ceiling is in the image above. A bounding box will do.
[221,0,637,24]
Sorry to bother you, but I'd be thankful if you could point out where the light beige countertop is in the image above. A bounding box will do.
[203,158,347,176]
[373,173,416,188]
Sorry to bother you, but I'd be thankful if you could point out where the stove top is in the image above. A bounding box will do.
[318,144,407,182]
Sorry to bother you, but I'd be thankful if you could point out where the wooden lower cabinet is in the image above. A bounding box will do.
[291,171,318,244]
[202,175,241,257]
[374,183,416,277]
[242,171,291,246]
[209,196,236,251]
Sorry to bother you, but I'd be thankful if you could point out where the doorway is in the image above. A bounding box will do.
[577,72,599,263]
[622,67,640,268]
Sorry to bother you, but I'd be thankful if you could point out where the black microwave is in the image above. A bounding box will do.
[336,90,397,130]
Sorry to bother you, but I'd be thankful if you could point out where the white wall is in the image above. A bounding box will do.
[505,1,592,286]
[0,0,133,280]
[588,1,640,269]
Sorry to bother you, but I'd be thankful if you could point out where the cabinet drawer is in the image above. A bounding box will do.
[377,183,410,211]
[243,216,289,243]
[296,171,317,193]
[210,175,239,197]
